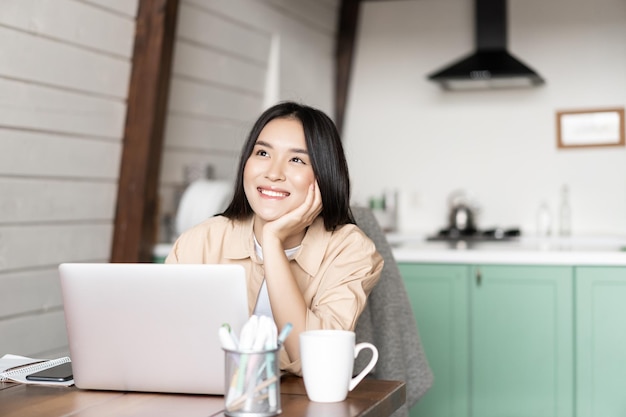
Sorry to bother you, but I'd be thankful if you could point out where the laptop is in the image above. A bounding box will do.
[59,263,249,395]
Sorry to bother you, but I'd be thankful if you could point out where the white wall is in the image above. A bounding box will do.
[158,0,339,241]
[0,0,138,357]
[344,0,626,237]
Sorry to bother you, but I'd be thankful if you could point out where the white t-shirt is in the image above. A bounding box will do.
[252,236,300,319]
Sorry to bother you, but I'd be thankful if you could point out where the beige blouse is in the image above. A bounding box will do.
[165,215,383,374]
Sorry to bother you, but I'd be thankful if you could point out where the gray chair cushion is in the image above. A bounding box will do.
[352,206,433,417]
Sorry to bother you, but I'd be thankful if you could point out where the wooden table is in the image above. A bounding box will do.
[0,375,405,417]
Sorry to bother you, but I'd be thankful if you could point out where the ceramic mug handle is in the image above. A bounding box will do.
[348,342,379,391]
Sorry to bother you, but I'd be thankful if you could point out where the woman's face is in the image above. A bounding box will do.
[243,117,316,223]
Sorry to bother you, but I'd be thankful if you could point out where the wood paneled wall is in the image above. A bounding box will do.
[0,0,139,357]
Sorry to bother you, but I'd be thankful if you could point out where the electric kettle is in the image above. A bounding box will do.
[447,191,478,233]
[449,203,476,232]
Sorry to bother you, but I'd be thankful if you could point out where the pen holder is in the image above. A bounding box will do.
[223,347,281,417]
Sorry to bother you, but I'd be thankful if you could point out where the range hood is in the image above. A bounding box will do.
[427,0,544,90]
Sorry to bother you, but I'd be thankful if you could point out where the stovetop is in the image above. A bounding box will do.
[427,227,521,242]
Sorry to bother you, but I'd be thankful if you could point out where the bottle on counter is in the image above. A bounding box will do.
[536,201,552,237]
[559,185,572,237]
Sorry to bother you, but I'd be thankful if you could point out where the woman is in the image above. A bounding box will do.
[166,101,383,375]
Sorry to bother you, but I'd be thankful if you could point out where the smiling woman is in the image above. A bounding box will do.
[165,101,384,376]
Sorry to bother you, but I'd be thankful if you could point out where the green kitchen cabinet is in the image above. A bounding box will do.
[400,263,574,417]
[470,265,573,417]
[576,266,626,417]
[400,263,470,417]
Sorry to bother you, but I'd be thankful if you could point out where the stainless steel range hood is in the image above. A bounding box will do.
[427,0,545,90]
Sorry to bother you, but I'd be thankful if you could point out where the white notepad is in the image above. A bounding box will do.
[59,263,249,395]
[0,354,73,386]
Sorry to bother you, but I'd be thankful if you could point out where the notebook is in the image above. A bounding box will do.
[59,262,249,395]
[0,354,72,386]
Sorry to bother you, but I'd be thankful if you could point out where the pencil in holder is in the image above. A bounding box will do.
[223,347,281,417]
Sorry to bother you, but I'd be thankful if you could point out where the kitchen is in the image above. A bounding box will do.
[1,0,625,416]
[345,1,626,416]
[349,3,626,415]
[345,0,626,238]
[344,4,626,413]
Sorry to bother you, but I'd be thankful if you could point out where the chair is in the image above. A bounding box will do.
[352,206,433,417]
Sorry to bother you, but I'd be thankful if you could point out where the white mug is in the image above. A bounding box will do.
[299,330,378,403]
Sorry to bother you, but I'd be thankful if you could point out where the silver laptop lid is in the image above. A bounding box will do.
[59,263,249,394]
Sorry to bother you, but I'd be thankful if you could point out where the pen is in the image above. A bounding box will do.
[233,316,258,401]
[277,322,292,345]
[218,324,238,350]
[227,323,240,347]
[264,319,278,409]
[220,323,241,403]
[244,316,271,409]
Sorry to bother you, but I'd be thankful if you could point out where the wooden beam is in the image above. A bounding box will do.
[335,0,361,136]
[111,0,179,263]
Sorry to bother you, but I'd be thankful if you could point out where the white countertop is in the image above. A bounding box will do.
[389,234,626,266]
[155,235,626,266]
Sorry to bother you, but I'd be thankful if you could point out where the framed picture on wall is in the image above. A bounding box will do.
[556,107,625,149]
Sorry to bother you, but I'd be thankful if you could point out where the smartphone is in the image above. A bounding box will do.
[26,362,73,382]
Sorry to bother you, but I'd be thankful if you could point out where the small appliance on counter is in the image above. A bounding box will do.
[175,179,232,236]
[154,179,232,263]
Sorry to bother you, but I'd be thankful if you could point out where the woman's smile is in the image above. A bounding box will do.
[257,187,291,199]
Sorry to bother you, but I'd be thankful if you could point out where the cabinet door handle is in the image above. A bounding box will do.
[476,268,482,286]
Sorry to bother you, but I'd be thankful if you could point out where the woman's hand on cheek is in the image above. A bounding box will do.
[263,182,323,244]
[299,181,323,223]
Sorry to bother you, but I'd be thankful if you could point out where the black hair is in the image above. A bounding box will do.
[221,101,354,230]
